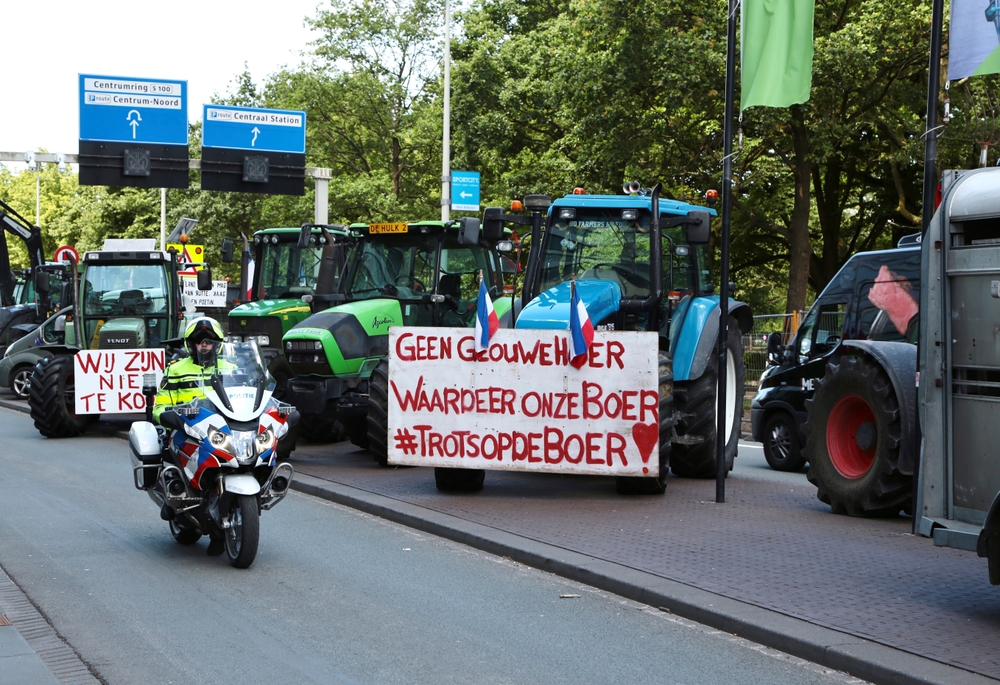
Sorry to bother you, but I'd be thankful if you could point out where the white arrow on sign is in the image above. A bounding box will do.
[251,127,260,146]
[460,191,473,198]
[127,110,142,139]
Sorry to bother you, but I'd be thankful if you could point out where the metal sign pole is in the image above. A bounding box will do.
[160,188,166,251]
[717,0,739,504]
[441,0,451,222]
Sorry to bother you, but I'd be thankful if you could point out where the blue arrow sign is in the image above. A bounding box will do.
[79,74,188,145]
[451,171,481,211]
[202,105,306,154]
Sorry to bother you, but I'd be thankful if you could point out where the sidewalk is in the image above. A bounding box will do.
[0,397,100,685]
[2,394,998,685]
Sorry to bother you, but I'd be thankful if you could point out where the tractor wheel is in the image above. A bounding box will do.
[28,356,94,438]
[367,357,390,466]
[344,418,370,449]
[671,317,744,478]
[435,467,485,493]
[804,355,911,517]
[762,412,806,472]
[298,412,345,444]
[616,352,673,494]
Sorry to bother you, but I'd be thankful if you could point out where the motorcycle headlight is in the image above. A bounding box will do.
[230,430,258,465]
[255,428,277,456]
[206,426,237,460]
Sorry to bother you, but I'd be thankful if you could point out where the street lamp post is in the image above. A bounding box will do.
[441,0,451,222]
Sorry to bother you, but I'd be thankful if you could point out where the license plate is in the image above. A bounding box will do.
[369,222,408,234]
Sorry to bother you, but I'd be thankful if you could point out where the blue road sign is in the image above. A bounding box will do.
[451,171,481,212]
[202,105,306,154]
[79,74,188,145]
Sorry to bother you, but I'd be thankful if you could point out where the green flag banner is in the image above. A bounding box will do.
[741,0,816,110]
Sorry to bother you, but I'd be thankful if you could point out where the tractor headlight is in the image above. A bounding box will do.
[254,334,270,346]
[255,428,277,456]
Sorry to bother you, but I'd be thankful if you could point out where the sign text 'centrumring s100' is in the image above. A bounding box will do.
[74,349,165,415]
[79,74,188,145]
[387,328,660,476]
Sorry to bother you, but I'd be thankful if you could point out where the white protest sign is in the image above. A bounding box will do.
[74,349,165,414]
[387,328,660,476]
[182,278,228,308]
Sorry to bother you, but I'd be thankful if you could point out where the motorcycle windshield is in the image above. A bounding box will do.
[198,341,276,419]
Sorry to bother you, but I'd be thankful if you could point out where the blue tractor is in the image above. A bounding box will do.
[484,184,752,494]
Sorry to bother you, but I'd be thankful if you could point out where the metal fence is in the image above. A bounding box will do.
[740,312,804,437]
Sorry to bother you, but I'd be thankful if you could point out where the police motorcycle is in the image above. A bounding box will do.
[128,340,298,569]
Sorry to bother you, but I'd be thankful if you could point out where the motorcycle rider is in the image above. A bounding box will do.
[152,317,226,423]
[152,316,229,556]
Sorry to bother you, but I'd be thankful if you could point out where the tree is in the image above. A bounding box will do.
[293,0,445,218]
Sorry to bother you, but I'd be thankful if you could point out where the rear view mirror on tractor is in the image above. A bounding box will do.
[685,210,711,245]
[197,267,212,291]
[221,239,234,263]
[33,268,50,295]
[482,207,505,242]
[297,223,313,250]
[457,217,481,246]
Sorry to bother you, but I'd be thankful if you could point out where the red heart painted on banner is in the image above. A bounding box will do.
[631,423,658,464]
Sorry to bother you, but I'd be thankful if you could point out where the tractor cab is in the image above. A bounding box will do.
[340,219,505,328]
[517,193,713,337]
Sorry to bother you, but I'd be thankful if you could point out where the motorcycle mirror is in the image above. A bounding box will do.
[158,410,185,431]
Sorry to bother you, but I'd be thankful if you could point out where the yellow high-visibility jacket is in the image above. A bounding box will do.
[152,357,234,423]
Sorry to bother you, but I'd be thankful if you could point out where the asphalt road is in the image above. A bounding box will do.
[0,404,873,685]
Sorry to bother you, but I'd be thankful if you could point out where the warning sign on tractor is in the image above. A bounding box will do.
[386,328,660,476]
[168,243,205,276]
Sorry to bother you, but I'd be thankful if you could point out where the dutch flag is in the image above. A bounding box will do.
[475,278,499,352]
[569,280,594,369]
[246,257,255,300]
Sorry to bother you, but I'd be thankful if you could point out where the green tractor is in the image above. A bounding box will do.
[223,225,353,401]
[27,239,203,438]
[281,217,514,455]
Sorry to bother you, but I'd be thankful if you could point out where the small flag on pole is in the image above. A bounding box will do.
[569,279,594,369]
[475,275,499,352]
[246,257,255,300]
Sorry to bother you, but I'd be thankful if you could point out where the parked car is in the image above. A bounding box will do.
[0,306,69,399]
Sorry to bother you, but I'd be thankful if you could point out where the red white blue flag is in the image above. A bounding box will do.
[246,257,255,300]
[569,280,594,368]
[475,278,499,352]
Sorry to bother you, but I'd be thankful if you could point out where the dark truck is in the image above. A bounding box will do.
[750,236,921,471]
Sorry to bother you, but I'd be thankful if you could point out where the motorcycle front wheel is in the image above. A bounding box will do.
[224,494,260,569]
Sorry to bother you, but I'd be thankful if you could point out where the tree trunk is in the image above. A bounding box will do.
[391,136,402,198]
[785,106,813,315]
